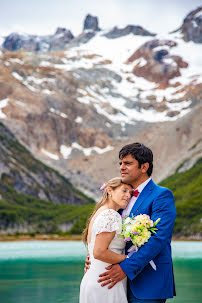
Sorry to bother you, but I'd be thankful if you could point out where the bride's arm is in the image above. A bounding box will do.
[93,232,126,264]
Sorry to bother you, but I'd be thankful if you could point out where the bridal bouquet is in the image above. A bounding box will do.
[121,214,160,269]
[121,214,160,247]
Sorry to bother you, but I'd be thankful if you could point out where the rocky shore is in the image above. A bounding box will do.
[0,234,201,242]
[0,234,83,241]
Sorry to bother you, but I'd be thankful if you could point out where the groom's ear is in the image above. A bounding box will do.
[141,162,149,174]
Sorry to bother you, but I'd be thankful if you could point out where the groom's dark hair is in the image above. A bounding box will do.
[119,142,153,176]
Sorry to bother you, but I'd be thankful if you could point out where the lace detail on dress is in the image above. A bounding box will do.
[94,209,122,235]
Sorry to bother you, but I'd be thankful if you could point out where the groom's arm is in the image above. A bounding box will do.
[119,189,177,281]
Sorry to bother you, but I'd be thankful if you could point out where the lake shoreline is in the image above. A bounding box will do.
[0,234,201,242]
[0,234,83,241]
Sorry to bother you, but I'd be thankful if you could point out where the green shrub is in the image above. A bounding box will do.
[160,158,202,236]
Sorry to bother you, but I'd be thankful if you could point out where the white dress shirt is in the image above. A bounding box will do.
[122,177,151,216]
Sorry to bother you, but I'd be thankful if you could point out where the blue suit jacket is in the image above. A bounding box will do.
[120,179,177,300]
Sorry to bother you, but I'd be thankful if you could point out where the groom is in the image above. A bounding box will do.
[98,142,177,303]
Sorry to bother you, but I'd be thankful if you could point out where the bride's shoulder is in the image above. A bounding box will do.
[94,209,122,234]
[97,208,121,219]
[94,209,122,226]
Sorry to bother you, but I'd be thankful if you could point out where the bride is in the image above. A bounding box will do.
[79,177,132,303]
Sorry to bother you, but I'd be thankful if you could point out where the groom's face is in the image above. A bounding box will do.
[119,154,143,185]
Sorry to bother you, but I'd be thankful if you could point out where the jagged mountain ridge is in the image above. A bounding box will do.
[1,14,156,52]
[0,7,201,197]
[1,7,201,51]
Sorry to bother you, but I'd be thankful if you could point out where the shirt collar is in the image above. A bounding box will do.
[136,177,151,193]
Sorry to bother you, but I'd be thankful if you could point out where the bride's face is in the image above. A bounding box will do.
[109,184,132,211]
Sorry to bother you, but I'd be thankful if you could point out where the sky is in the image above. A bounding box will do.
[0,0,201,37]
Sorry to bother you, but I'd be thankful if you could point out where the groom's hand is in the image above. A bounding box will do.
[84,254,91,274]
[98,264,126,289]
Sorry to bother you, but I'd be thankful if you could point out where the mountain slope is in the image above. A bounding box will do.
[67,104,202,198]
[0,30,201,161]
[160,158,202,238]
[0,121,95,234]
[0,191,94,235]
[0,121,93,205]
[0,7,201,198]
[0,119,201,237]
[1,156,200,237]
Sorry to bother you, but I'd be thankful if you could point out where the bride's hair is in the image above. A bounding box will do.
[83,177,128,244]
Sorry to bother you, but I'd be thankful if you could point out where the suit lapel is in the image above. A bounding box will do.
[130,179,155,216]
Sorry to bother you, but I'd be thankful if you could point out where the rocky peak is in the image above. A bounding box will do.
[103,24,156,39]
[83,14,100,31]
[55,27,68,35]
[3,28,74,52]
[175,6,202,43]
[54,27,74,40]
[3,33,37,51]
[126,39,188,88]
[50,27,74,50]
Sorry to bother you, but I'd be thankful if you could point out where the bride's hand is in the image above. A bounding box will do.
[84,254,91,274]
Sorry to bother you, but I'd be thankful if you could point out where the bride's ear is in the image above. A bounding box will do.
[107,187,113,197]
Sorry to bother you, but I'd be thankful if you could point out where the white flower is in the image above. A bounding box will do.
[124,217,132,224]
[126,225,133,232]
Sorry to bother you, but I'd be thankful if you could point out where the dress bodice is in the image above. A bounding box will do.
[88,209,125,260]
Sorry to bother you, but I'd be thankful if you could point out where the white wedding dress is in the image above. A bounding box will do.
[79,209,128,303]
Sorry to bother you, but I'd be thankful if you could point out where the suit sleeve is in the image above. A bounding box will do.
[119,189,177,280]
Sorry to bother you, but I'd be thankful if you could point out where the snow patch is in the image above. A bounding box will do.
[195,10,202,19]
[60,145,72,159]
[41,148,59,160]
[12,72,38,92]
[72,142,114,156]
[15,100,25,107]
[77,95,91,104]
[163,58,177,66]
[12,72,23,81]
[166,99,192,111]
[134,57,147,67]
[42,89,53,95]
[27,76,55,85]
[105,122,111,127]
[60,142,114,159]
[153,45,171,52]
[0,98,9,119]
[75,116,83,123]
[50,108,68,118]
[9,58,24,64]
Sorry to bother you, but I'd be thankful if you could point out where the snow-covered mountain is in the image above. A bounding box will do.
[0,7,201,197]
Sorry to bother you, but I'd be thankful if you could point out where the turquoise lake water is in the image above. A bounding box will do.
[0,241,201,303]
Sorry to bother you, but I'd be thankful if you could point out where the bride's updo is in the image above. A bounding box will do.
[82,177,126,244]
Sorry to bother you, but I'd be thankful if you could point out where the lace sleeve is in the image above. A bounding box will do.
[95,209,122,235]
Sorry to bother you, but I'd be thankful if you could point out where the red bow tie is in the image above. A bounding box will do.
[132,189,139,197]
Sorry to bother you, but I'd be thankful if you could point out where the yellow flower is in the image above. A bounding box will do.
[131,223,139,232]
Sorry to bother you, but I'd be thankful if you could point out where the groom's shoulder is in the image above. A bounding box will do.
[151,180,174,198]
